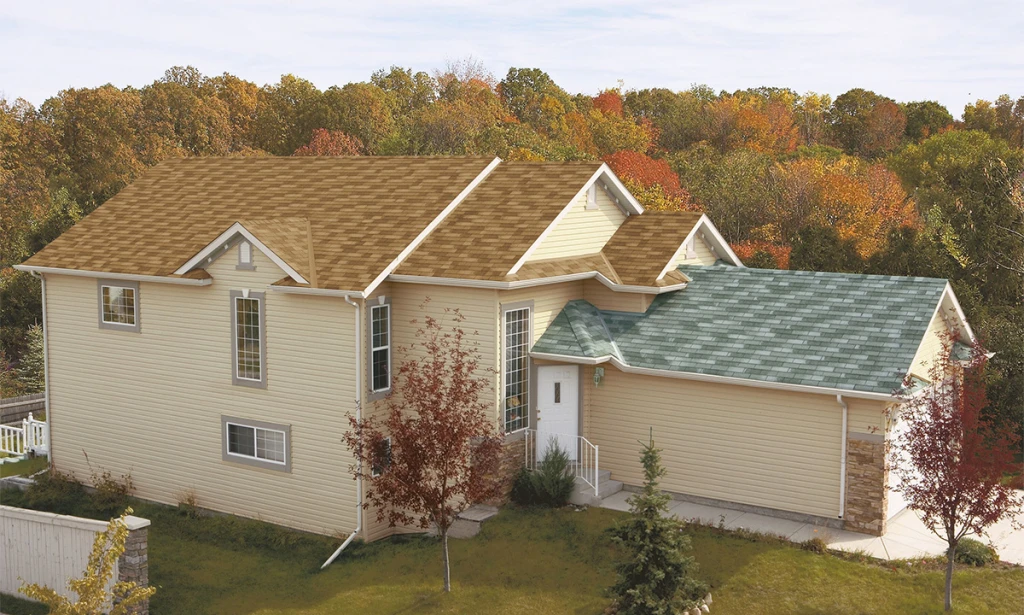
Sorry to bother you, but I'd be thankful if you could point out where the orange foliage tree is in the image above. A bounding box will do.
[603,150,694,211]
[292,128,363,155]
[730,240,792,269]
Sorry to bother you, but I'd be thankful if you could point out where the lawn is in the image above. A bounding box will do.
[0,455,48,478]
[1,488,1021,615]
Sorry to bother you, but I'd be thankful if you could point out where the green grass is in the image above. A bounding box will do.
[1,487,1021,615]
[0,455,48,478]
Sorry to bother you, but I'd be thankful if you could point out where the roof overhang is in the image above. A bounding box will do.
[173,222,309,285]
[268,285,364,299]
[13,264,213,286]
[387,269,688,294]
[530,351,898,402]
[506,164,644,277]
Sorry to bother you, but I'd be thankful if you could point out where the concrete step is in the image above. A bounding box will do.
[430,504,499,539]
[569,474,623,506]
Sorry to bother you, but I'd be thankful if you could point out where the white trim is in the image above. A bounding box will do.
[836,394,848,519]
[654,215,744,280]
[361,157,502,297]
[173,222,309,285]
[99,283,139,328]
[501,303,534,434]
[506,164,643,276]
[387,270,688,295]
[904,283,976,383]
[941,283,975,342]
[528,351,899,401]
[268,285,365,298]
[14,265,212,286]
[369,303,391,393]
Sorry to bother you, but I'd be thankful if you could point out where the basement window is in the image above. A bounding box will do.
[222,416,290,471]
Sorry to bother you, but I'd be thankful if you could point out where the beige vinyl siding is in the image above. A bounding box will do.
[909,306,951,380]
[847,397,888,436]
[500,281,583,345]
[364,282,501,540]
[527,185,626,262]
[674,234,718,267]
[587,367,845,518]
[44,244,359,537]
[583,279,646,313]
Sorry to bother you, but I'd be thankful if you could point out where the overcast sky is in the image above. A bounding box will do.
[2,1,1021,117]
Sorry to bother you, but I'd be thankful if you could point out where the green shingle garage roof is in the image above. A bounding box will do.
[532,265,951,395]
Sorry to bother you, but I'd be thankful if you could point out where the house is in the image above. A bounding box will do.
[15,156,974,542]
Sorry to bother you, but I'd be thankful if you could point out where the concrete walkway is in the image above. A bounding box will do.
[599,491,1024,565]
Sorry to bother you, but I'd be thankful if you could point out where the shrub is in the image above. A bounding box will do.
[177,487,202,519]
[954,538,998,567]
[801,537,829,554]
[24,468,85,514]
[91,469,135,515]
[509,441,576,507]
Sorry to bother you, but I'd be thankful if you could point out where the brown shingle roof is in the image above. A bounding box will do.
[24,156,496,291]
[396,161,603,280]
[601,211,703,286]
[239,217,315,284]
[508,253,621,284]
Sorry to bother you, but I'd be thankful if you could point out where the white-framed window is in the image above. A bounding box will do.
[231,291,266,387]
[222,416,290,471]
[371,436,392,477]
[503,304,532,433]
[370,303,391,393]
[97,280,140,332]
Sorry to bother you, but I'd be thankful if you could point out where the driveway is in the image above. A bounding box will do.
[599,491,1024,564]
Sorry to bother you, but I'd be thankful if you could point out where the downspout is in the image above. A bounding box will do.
[30,272,51,463]
[321,294,362,569]
[836,394,848,519]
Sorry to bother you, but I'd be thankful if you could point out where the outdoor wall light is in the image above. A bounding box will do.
[593,366,604,386]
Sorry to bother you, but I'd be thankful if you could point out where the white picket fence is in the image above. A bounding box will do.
[0,413,48,456]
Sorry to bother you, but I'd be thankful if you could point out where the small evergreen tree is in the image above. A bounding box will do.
[15,323,45,393]
[610,433,706,615]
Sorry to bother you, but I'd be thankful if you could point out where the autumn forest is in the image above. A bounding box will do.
[1,63,1022,431]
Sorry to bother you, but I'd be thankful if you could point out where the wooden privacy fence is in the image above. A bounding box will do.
[1,393,45,424]
[0,505,151,613]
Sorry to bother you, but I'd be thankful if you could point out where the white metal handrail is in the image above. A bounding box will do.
[524,429,600,497]
[0,413,49,456]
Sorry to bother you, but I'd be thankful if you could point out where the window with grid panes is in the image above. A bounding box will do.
[235,297,262,381]
[503,307,531,433]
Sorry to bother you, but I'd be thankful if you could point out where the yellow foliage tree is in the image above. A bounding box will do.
[20,508,156,615]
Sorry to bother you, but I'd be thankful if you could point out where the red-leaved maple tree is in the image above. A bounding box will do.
[343,307,503,593]
[888,333,1022,611]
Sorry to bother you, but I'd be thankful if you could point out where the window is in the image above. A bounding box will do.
[503,304,532,433]
[97,280,140,332]
[370,302,391,394]
[222,416,290,471]
[371,436,392,477]
[231,291,266,387]
[554,381,561,404]
[237,240,255,270]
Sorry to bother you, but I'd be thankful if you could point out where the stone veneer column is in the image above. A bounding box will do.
[118,515,152,614]
[843,432,888,536]
[488,433,527,505]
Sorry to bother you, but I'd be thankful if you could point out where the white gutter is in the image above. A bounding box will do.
[530,351,899,402]
[14,265,212,286]
[29,272,52,464]
[836,394,848,519]
[321,294,362,569]
[269,285,365,299]
[388,271,688,295]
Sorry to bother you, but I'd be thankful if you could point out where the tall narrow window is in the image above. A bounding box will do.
[231,291,266,387]
[371,303,390,392]
[97,280,140,332]
[503,306,531,433]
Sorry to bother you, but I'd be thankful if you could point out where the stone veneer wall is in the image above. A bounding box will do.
[844,433,887,536]
[487,434,526,505]
[117,518,151,614]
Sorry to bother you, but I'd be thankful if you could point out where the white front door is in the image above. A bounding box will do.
[536,365,579,462]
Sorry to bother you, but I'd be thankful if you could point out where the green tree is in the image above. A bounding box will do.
[789,225,864,273]
[324,82,396,154]
[250,75,329,155]
[139,67,232,157]
[498,67,573,131]
[14,323,45,393]
[371,66,436,114]
[828,88,906,157]
[610,433,706,615]
[900,100,953,142]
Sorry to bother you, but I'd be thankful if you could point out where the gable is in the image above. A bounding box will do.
[907,285,975,381]
[526,183,628,263]
[671,233,717,267]
[175,221,312,286]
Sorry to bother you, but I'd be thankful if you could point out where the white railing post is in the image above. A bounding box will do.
[594,445,600,498]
